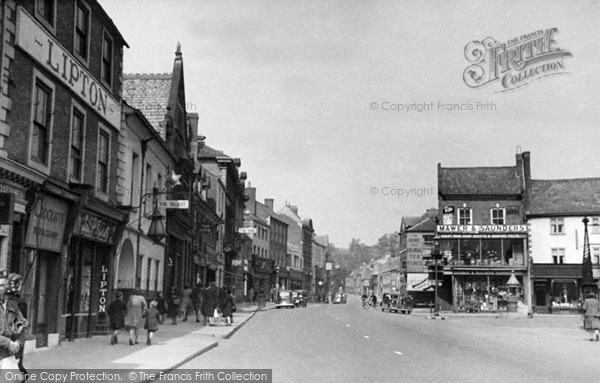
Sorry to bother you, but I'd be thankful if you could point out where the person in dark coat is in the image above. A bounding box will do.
[143,300,161,345]
[202,282,218,326]
[154,292,167,323]
[107,291,127,345]
[583,291,600,341]
[222,289,234,326]
[191,284,203,323]
[168,287,180,325]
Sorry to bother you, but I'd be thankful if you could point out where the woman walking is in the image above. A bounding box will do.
[143,300,161,345]
[107,291,127,344]
[124,289,147,346]
[583,291,600,341]
[221,289,234,326]
[168,287,180,325]
[180,285,193,322]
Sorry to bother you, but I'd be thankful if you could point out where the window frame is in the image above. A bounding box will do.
[550,218,565,235]
[73,0,91,65]
[68,101,86,182]
[96,125,111,199]
[551,248,565,264]
[28,70,55,174]
[101,29,114,90]
[490,208,506,225]
[458,208,472,225]
[34,0,57,33]
[592,218,600,234]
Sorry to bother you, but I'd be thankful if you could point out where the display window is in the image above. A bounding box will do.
[456,275,522,312]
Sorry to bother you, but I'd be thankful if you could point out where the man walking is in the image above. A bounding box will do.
[0,270,27,370]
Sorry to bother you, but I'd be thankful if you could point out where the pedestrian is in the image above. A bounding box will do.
[179,285,192,322]
[124,289,147,346]
[202,282,218,326]
[191,283,203,323]
[168,287,180,325]
[107,291,127,345]
[6,272,28,377]
[0,270,27,370]
[143,300,162,345]
[253,288,258,305]
[155,292,167,323]
[222,289,234,326]
[583,291,600,341]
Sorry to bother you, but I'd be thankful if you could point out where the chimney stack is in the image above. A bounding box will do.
[264,198,274,211]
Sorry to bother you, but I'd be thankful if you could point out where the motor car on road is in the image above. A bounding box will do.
[276,290,295,308]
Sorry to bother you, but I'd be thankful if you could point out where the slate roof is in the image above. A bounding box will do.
[400,216,420,232]
[527,178,600,216]
[314,235,329,248]
[197,144,231,159]
[407,211,438,233]
[123,73,172,139]
[438,165,523,196]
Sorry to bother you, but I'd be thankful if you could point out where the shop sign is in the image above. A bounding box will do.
[407,273,435,291]
[25,195,69,253]
[0,182,26,214]
[99,265,109,313]
[198,223,212,233]
[382,277,390,286]
[437,225,526,233]
[16,7,121,129]
[0,193,15,224]
[74,210,118,243]
[443,206,454,225]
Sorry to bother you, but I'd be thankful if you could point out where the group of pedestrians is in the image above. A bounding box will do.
[107,282,237,346]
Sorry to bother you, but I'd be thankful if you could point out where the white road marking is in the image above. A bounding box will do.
[364,335,370,339]
[346,324,351,327]
[394,351,404,355]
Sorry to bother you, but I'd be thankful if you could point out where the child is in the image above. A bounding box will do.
[144,300,162,345]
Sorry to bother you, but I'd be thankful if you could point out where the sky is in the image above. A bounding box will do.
[101,0,600,248]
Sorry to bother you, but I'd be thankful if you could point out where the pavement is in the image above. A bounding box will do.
[24,302,276,379]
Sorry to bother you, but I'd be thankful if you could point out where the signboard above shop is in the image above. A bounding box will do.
[436,224,527,239]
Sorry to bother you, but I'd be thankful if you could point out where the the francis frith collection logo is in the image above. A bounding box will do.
[463,28,572,92]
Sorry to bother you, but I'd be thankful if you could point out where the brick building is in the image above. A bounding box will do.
[0,0,129,347]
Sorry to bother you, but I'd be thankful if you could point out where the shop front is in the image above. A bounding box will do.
[23,191,72,348]
[437,224,530,312]
[532,264,583,314]
[288,268,304,290]
[63,208,125,340]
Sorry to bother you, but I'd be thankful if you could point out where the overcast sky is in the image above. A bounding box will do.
[101,0,600,247]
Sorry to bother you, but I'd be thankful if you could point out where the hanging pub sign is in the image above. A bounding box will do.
[73,210,118,244]
[0,193,15,224]
[25,195,69,253]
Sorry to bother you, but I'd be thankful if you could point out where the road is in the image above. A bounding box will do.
[176,296,600,383]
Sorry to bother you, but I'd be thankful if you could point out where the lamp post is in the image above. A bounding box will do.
[430,241,443,317]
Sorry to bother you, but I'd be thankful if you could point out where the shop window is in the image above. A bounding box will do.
[550,218,564,234]
[592,218,600,234]
[550,280,578,307]
[481,239,502,265]
[458,208,472,225]
[80,246,93,314]
[490,208,505,225]
[423,235,434,247]
[552,248,565,264]
[460,239,480,265]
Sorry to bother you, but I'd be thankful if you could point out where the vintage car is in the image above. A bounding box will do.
[333,293,347,304]
[383,293,413,314]
[276,290,295,308]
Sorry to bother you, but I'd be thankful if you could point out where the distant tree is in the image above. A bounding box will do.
[374,232,399,258]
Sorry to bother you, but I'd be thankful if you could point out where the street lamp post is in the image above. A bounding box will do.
[430,241,443,317]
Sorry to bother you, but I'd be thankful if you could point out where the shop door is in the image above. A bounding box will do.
[33,253,59,347]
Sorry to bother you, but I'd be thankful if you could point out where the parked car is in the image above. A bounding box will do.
[333,293,347,304]
[382,293,399,312]
[383,293,413,314]
[276,290,295,308]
